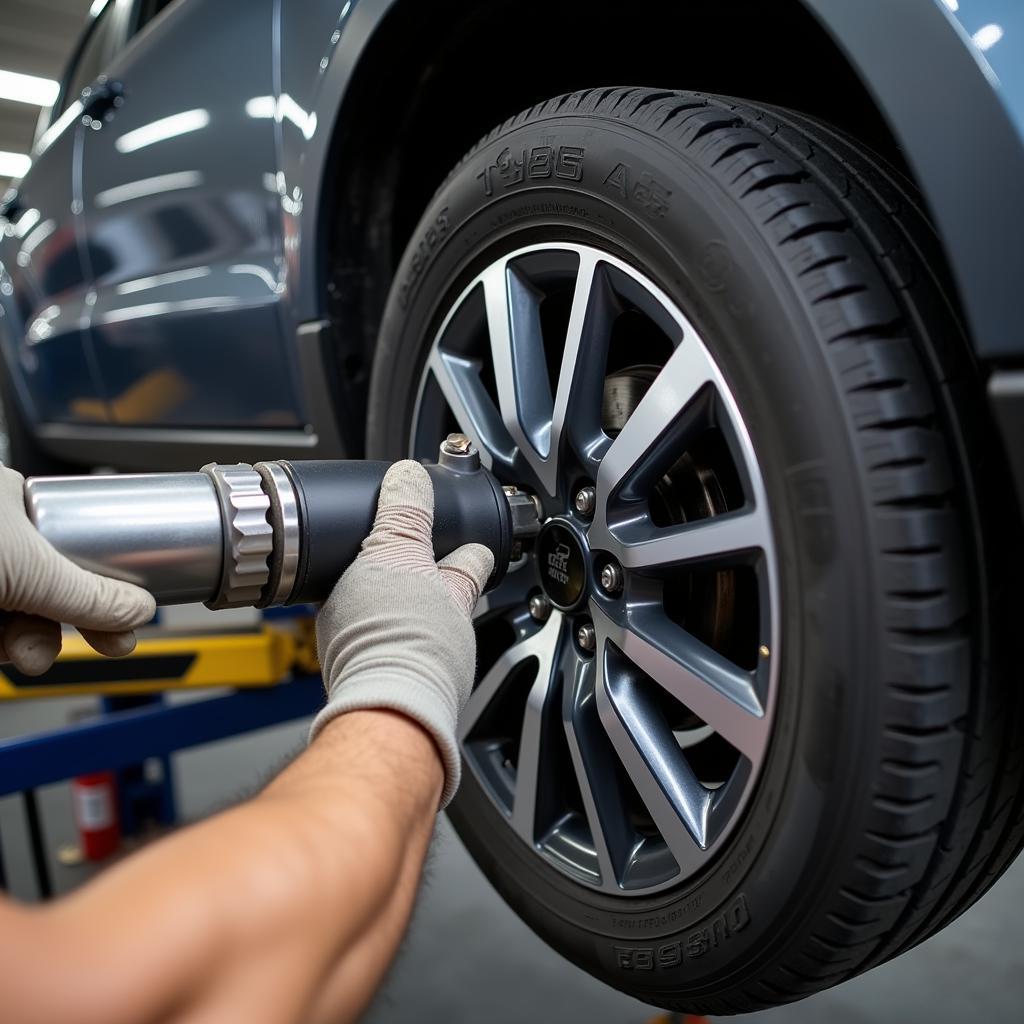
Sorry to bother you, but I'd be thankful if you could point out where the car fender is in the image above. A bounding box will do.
[284,0,1024,364]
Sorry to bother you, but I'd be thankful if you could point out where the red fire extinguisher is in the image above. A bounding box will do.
[72,772,121,861]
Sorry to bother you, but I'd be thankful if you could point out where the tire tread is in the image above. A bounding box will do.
[498,88,1022,1011]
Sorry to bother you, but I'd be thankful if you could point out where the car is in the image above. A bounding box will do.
[2,0,1022,1014]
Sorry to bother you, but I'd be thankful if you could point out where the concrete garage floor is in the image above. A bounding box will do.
[1,412,1022,1021]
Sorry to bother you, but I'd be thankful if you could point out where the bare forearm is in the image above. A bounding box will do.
[0,710,442,1024]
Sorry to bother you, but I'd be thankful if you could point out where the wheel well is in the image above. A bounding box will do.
[319,0,911,452]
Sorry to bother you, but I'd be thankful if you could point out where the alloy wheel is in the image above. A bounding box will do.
[411,243,779,895]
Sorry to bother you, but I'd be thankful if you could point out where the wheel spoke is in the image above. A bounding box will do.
[427,349,516,473]
[506,616,564,844]
[562,651,633,889]
[591,335,716,513]
[593,604,768,764]
[459,611,563,742]
[595,637,711,869]
[482,261,556,493]
[601,506,772,572]
[549,252,616,483]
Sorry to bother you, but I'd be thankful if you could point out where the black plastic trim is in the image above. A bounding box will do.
[3,654,196,688]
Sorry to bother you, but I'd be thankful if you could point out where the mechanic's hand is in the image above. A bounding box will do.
[312,460,493,807]
[0,465,156,675]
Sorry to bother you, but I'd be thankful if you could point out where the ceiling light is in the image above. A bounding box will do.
[0,151,31,179]
[973,23,1003,50]
[95,170,202,208]
[115,109,210,154]
[0,70,59,108]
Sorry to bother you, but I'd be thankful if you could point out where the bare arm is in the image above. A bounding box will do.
[0,709,442,1024]
[0,459,490,1023]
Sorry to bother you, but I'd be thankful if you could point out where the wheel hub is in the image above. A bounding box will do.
[536,519,588,609]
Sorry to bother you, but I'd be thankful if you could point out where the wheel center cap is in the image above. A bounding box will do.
[537,519,588,609]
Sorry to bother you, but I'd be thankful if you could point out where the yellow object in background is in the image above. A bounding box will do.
[71,368,191,424]
[0,623,312,699]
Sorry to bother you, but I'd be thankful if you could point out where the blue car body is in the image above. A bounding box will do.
[1,0,1021,490]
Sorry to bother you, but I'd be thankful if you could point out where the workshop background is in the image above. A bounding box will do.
[1,2,1022,1022]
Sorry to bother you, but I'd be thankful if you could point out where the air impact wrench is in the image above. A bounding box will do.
[23,435,541,610]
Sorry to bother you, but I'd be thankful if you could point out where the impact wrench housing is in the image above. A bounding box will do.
[23,436,541,610]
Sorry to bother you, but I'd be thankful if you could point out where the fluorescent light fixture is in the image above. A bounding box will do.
[95,170,202,208]
[279,95,317,139]
[35,100,83,158]
[116,266,211,295]
[229,263,280,292]
[245,96,276,119]
[0,69,59,108]
[102,296,234,325]
[973,23,1003,50]
[19,217,56,259]
[0,151,31,179]
[245,94,316,139]
[14,207,40,238]
[115,109,210,154]
[27,303,60,344]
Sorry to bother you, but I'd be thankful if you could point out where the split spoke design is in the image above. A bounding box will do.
[595,637,712,873]
[478,251,614,496]
[459,611,562,744]
[549,251,615,483]
[482,261,554,491]
[562,653,635,888]
[508,617,564,843]
[593,604,768,764]
[602,505,772,573]
[417,243,779,896]
[591,336,715,517]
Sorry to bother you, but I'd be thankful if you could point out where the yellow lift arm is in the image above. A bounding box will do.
[0,620,320,700]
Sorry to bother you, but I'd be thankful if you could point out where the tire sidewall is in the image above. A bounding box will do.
[368,113,881,998]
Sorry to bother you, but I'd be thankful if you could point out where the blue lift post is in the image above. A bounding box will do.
[101,696,178,837]
[0,676,323,897]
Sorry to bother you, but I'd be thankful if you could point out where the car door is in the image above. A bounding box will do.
[78,0,302,429]
[0,10,118,427]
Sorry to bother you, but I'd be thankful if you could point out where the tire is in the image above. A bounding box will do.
[366,89,1023,1013]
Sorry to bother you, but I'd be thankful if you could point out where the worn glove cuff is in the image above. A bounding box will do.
[309,675,462,809]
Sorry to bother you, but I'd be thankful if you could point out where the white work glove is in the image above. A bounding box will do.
[311,460,494,808]
[0,465,156,675]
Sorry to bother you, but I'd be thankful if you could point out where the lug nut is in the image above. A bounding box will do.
[599,561,623,594]
[576,621,596,652]
[528,594,551,622]
[574,486,596,516]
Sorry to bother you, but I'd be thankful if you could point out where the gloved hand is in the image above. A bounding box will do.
[311,460,493,808]
[0,465,156,675]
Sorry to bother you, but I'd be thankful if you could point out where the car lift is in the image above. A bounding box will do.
[0,609,324,898]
